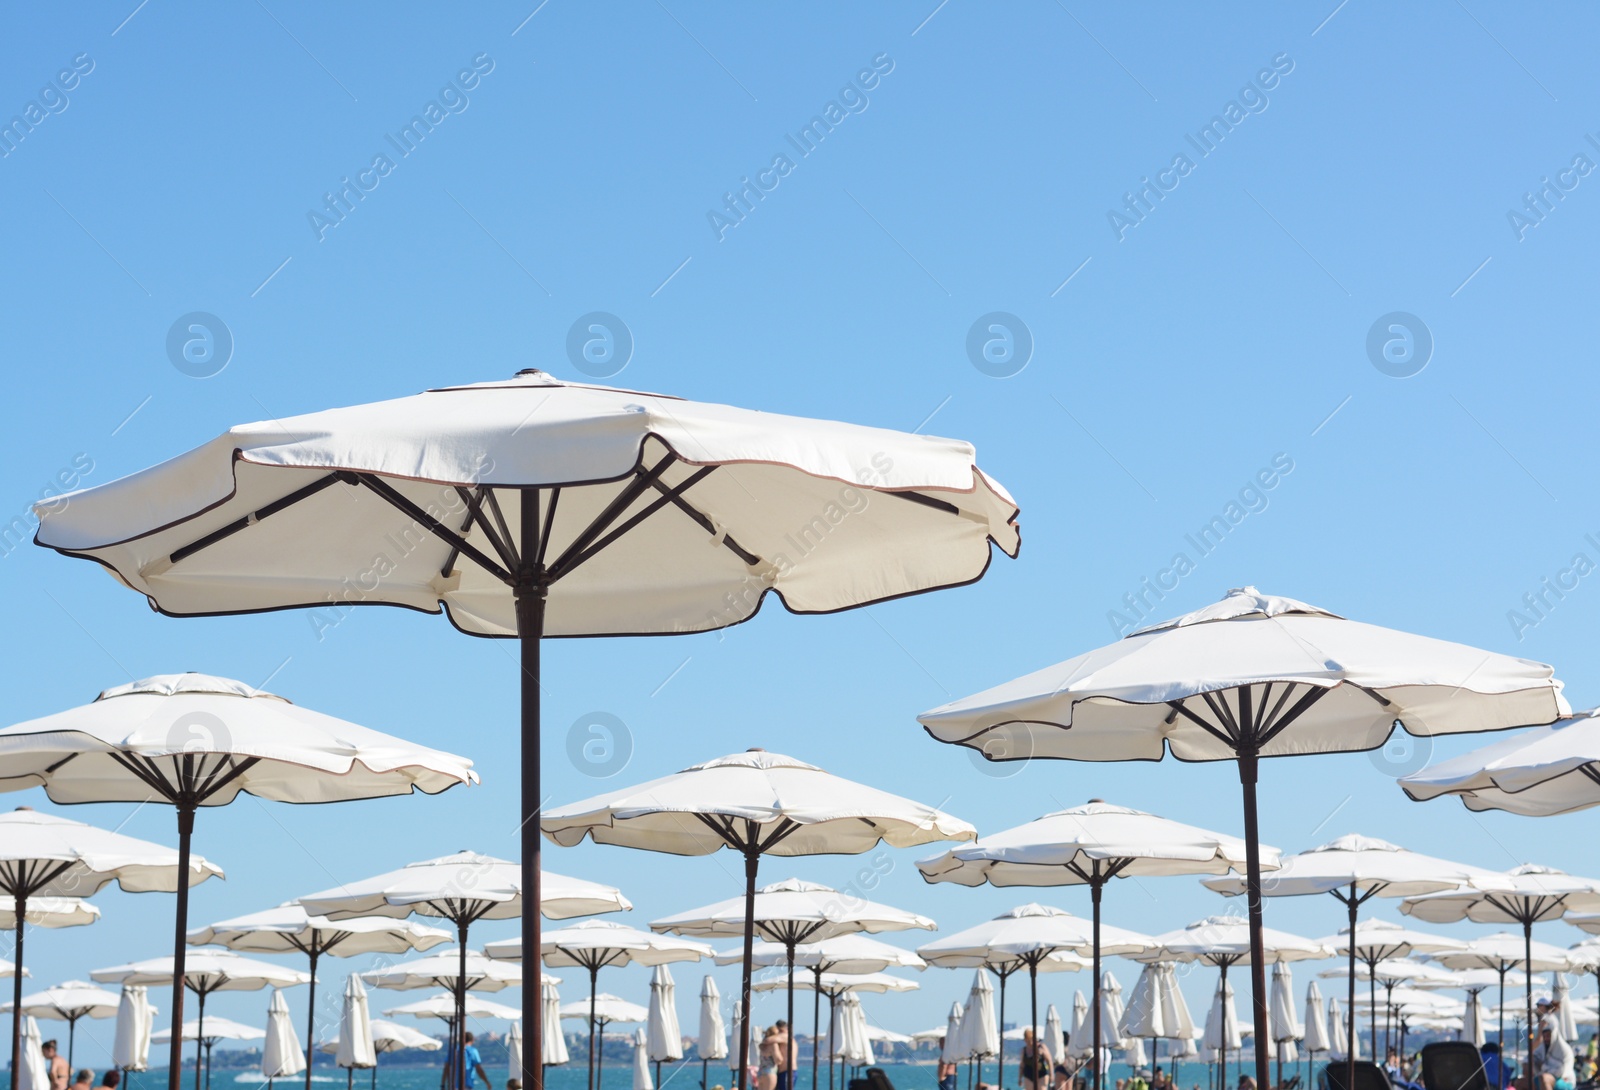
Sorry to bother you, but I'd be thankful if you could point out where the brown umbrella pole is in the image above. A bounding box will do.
[738,841,759,1090]
[169,807,197,1090]
[9,893,23,1090]
[1237,752,1271,1090]
[516,495,549,1090]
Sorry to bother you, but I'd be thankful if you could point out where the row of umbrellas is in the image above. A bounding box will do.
[20,367,1600,1090]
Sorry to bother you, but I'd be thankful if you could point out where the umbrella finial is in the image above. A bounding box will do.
[516,368,544,377]
[746,747,765,752]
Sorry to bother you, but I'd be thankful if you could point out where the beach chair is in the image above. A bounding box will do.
[1319,1060,1393,1090]
[864,1068,896,1090]
[1420,1042,1490,1090]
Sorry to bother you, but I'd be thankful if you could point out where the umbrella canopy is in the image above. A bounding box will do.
[1122,964,1169,1040]
[1302,982,1329,1054]
[718,935,927,975]
[3,980,120,1069]
[383,993,520,1022]
[34,368,1020,1090]
[1202,979,1241,1055]
[1143,915,1330,966]
[153,1017,265,1043]
[17,1018,47,1090]
[0,675,473,1090]
[542,981,570,1066]
[840,992,874,1066]
[361,948,522,992]
[192,900,450,1090]
[320,1018,439,1054]
[0,898,99,930]
[1270,964,1301,1044]
[560,995,648,1026]
[697,976,727,1063]
[547,747,973,1090]
[918,585,1567,1090]
[1462,989,1485,1048]
[939,1003,964,1064]
[112,986,156,1072]
[646,965,683,1064]
[263,989,307,1079]
[1399,708,1600,816]
[957,971,998,1063]
[1069,991,1088,1059]
[509,1021,523,1078]
[752,972,919,996]
[335,975,376,1071]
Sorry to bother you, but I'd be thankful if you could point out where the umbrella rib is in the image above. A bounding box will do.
[107,749,182,802]
[1165,700,1236,748]
[885,490,960,516]
[1200,690,1242,741]
[1255,686,1331,748]
[190,755,262,804]
[691,812,746,851]
[167,471,347,567]
[481,488,523,570]
[352,475,514,585]
[757,818,803,854]
[442,486,491,576]
[642,473,764,567]
[535,487,561,568]
[544,454,677,578]
[549,465,722,580]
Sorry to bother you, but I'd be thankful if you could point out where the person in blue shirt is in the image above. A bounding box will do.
[1482,1042,1516,1090]
[442,1031,491,1090]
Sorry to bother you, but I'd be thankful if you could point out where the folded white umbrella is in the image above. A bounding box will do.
[193,901,449,1090]
[646,963,683,1082]
[320,1018,439,1054]
[542,980,570,1066]
[1404,863,1600,1080]
[848,992,875,1066]
[1302,981,1329,1056]
[0,674,472,1090]
[508,1021,523,1079]
[1122,963,1168,1041]
[0,806,221,1090]
[112,985,156,1073]
[697,975,727,1070]
[1400,708,1600,816]
[383,992,520,1022]
[17,1017,48,1090]
[34,368,1019,1089]
[1326,997,1354,1061]
[1426,933,1570,1049]
[1125,1034,1147,1069]
[3,980,120,1069]
[1158,965,1196,1046]
[1069,990,1089,1059]
[632,1027,654,1090]
[1553,972,1579,1041]
[263,988,307,1080]
[1046,1003,1066,1070]
[1462,990,1485,1048]
[334,974,375,1073]
[1269,964,1301,1084]
[920,585,1567,1090]
[551,748,972,1090]
[940,1003,964,1064]
[1101,972,1127,1047]
[1202,978,1241,1062]
[958,970,999,1070]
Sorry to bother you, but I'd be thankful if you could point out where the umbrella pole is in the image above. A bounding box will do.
[69,1016,77,1071]
[1367,972,1375,1069]
[169,806,197,1090]
[514,510,548,1090]
[1340,888,1356,1090]
[1030,960,1039,1090]
[1091,882,1104,1090]
[1218,966,1228,1090]
[1524,919,1535,1090]
[827,993,836,1090]
[812,968,822,1090]
[457,924,470,1090]
[590,969,601,1090]
[997,966,1007,1090]
[1234,752,1270,1090]
[786,944,796,1090]
[10,894,23,1090]
[194,988,208,1090]
[305,946,320,1090]
[737,841,759,1090]
[1497,965,1506,1048]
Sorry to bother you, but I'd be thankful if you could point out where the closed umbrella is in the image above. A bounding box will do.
[646,965,682,1086]
[322,1017,439,1090]
[112,985,156,1074]
[1045,1005,1065,1074]
[1202,979,1241,1074]
[335,974,376,1085]
[0,674,474,1090]
[263,989,307,1083]
[543,980,570,1067]
[1158,965,1197,1053]
[17,1017,48,1090]
[546,748,973,1090]
[1302,981,1329,1083]
[1122,964,1165,1070]
[94,950,308,1090]
[919,585,1567,1090]
[632,1028,654,1090]
[1069,990,1088,1060]
[1462,990,1486,1048]
[919,799,1257,1090]
[300,851,518,1090]
[3,980,120,1069]
[509,1022,524,1081]
[1403,865,1599,1081]
[940,1003,964,1065]
[1326,998,1354,1061]
[1102,972,1126,1045]
[0,807,220,1090]
[1269,964,1301,1087]
[697,976,727,1090]
[35,369,1020,1090]
[192,901,450,1090]
[845,992,874,1067]
[1553,973,1579,1042]
[958,972,998,1083]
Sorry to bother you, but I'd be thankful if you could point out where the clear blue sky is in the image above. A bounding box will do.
[3,0,1599,1067]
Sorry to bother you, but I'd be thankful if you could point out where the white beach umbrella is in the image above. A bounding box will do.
[865,1023,912,1046]
[1158,965,1196,1046]
[0,674,473,1090]
[646,963,683,1085]
[624,1025,649,1090]
[0,807,220,1090]
[360,947,522,992]
[383,992,520,1023]
[508,1021,524,1079]
[1204,833,1489,1088]
[321,1018,440,1055]
[263,988,307,1080]
[1328,995,1354,1061]
[94,949,307,1090]
[300,850,518,1090]
[17,1017,48,1090]
[1202,979,1241,1058]
[1462,990,1486,1047]
[1552,973,1579,1042]
[1302,981,1330,1057]
[1044,1003,1065,1069]
[560,994,649,1027]
[752,972,918,997]
[850,993,876,1066]
[112,985,156,1073]
[549,748,972,1090]
[1318,953,1457,1059]
[1312,919,1463,1063]
[542,980,570,1066]
[940,1003,964,1064]
[1069,990,1089,1059]
[1400,708,1600,816]
[154,1016,265,1090]
[192,901,449,1089]
[1122,963,1167,1042]
[697,975,727,1074]
[1404,864,1599,1079]
[472,873,634,962]
[335,974,376,1073]
[3,980,120,1069]
[958,971,999,1071]
[34,369,1019,1090]
[919,585,1567,1090]
[1269,964,1301,1085]
[0,899,100,930]
[1125,1035,1147,1069]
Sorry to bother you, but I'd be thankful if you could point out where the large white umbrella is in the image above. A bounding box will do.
[1400,708,1600,816]
[542,979,570,1067]
[562,993,647,1090]
[360,948,522,993]
[384,992,519,1026]
[112,985,156,1073]
[335,974,376,1076]
[1202,978,1241,1063]
[300,851,517,1090]
[509,1021,524,1080]
[1069,990,1089,1060]
[321,1018,440,1055]
[17,1017,48,1090]
[546,747,973,1090]
[1317,953,1457,1059]
[94,950,308,1090]
[263,988,307,1082]
[0,899,100,930]
[1158,965,1196,1054]
[1204,832,1488,1089]
[663,878,933,1090]
[1425,933,1569,1048]
[846,992,875,1067]
[541,920,709,1090]
[0,673,474,1090]
[645,965,682,1085]
[1269,964,1301,1085]
[1404,865,1600,1080]
[192,901,450,1090]
[34,368,1020,1090]
[0,807,221,1090]
[696,975,726,1090]
[917,802,1226,1089]
[3,981,120,1069]
[154,1016,266,1090]
[918,585,1567,1090]
[632,1028,653,1090]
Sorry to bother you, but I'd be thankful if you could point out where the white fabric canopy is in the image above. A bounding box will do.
[561,994,649,1025]
[1462,991,1485,1048]
[335,974,375,1070]
[1426,932,1576,972]
[646,965,683,1063]
[1402,865,1600,926]
[752,972,918,995]
[544,920,712,969]
[383,993,520,1022]
[153,1017,265,1043]
[542,981,570,1066]
[191,902,452,954]
[1206,834,1491,899]
[916,904,1139,966]
[0,808,220,895]
[18,1017,49,1090]
[0,899,99,931]
[697,975,727,1062]
[322,1018,438,1054]
[112,985,155,1071]
[1326,998,1354,1061]
[1553,972,1579,1041]
[957,971,998,1060]
[632,1028,654,1090]
[1302,982,1329,1054]
[1400,708,1600,815]
[508,1020,523,1078]
[1069,991,1089,1059]
[716,935,926,974]
[93,950,310,991]
[4,981,120,1021]
[939,1003,964,1064]
[300,851,519,922]
[1045,1003,1065,1067]
[263,988,307,1078]
[1143,916,1330,965]
[361,948,522,992]
[1202,980,1241,1055]
[655,878,935,942]
[1269,964,1301,1044]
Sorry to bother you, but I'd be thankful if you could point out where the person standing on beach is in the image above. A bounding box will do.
[938,1038,958,1090]
[772,1021,793,1090]
[40,1041,68,1090]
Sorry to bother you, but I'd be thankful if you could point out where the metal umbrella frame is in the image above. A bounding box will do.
[28,369,1020,1090]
